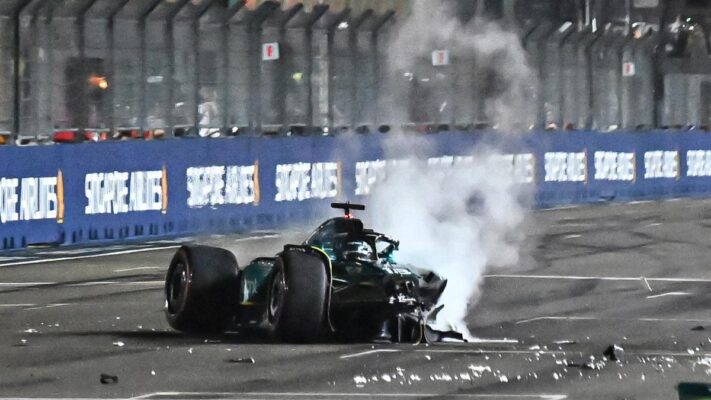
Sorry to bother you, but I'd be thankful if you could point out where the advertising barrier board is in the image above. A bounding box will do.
[1,131,710,250]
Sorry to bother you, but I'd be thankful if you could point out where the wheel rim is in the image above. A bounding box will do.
[268,270,285,322]
[167,262,189,314]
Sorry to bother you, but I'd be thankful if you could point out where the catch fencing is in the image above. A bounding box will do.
[0,0,709,144]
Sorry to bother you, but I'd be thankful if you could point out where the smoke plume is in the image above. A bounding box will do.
[368,0,535,337]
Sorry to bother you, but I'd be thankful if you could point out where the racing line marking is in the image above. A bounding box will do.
[0,233,281,269]
[415,349,567,356]
[515,316,711,325]
[485,274,711,283]
[515,316,598,324]
[341,341,521,360]
[233,234,281,242]
[0,256,35,261]
[341,347,711,361]
[24,303,70,311]
[340,348,569,358]
[0,303,74,310]
[0,281,164,288]
[645,291,692,299]
[0,245,182,268]
[0,282,57,286]
[114,266,164,273]
[468,338,519,344]
[340,349,402,359]
[68,280,164,287]
[128,392,567,400]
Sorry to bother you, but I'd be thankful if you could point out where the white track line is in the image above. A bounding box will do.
[415,349,567,356]
[233,234,281,242]
[24,303,70,311]
[646,291,692,299]
[485,274,711,283]
[129,392,566,400]
[515,316,598,325]
[0,256,34,261]
[342,348,570,359]
[0,245,181,267]
[0,282,57,286]
[340,349,401,359]
[114,266,164,273]
[67,280,164,287]
[469,338,519,344]
[637,317,711,322]
[342,347,711,361]
[516,316,711,324]
[631,351,711,357]
[0,280,164,288]
[0,303,75,309]
[0,398,106,400]
[0,233,280,268]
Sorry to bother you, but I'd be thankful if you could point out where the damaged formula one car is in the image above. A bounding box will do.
[164,203,460,343]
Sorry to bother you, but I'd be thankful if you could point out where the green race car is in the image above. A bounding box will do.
[164,203,454,343]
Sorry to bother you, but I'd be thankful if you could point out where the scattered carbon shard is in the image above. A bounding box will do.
[100,373,118,384]
[604,344,625,362]
[227,357,255,364]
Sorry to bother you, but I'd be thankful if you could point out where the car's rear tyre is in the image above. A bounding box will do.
[267,247,329,342]
[165,245,240,333]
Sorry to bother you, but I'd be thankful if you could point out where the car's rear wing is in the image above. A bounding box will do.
[331,202,365,218]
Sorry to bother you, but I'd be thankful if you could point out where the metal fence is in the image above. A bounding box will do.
[0,0,710,144]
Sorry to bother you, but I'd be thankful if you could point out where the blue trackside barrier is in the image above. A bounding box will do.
[1,131,711,250]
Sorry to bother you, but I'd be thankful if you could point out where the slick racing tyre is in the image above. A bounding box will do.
[268,247,329,342]
[165,245,240,333]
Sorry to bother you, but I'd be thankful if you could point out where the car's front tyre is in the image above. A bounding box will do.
[267,247,329,342]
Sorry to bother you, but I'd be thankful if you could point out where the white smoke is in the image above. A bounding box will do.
[367,0,536,337]
[368,141,528,337]
[384,0,536,131]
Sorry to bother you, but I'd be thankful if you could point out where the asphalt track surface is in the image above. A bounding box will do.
[3,199,711,399]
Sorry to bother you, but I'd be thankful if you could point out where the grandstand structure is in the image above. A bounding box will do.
[0,0,708,144]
